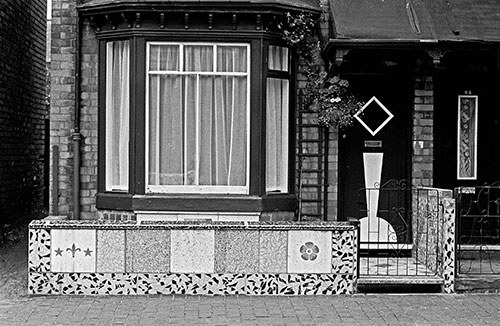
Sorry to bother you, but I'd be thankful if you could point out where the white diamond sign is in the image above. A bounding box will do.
[354,96,394,136]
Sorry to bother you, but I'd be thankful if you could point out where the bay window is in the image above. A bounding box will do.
[98,36,295,213]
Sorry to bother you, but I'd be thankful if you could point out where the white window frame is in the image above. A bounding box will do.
[145,42,251,194]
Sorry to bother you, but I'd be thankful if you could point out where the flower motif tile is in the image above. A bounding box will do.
[96,230,125,272]
[51,229,96,272]
[287,231,332,273]
[259,231,287,273]
[125,229,170,273]
[215,230,259,273]
[170,230,215,273]
[29,229,51,272]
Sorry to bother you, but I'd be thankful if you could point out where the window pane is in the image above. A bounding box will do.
[149,44,179,71]
[266,78,289,192]
[184,45,213,72]
[268,45,288,72]
[147,43,249,193]
[105,40,130,191]
[148,75,183,185]
[217,46,247,72]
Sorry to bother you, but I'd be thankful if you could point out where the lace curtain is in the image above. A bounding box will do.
[147,44,248,191]
[105,40,130,191]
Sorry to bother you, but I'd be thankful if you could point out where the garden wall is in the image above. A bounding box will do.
[29,220,358,295]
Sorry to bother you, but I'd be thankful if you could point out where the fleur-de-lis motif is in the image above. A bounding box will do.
[66,243,81,258]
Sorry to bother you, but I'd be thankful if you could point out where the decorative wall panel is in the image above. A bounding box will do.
[28,229,51,272]
[259,230,287,273]
[287,231,332,273]
[51,229,96,273]
[215,230,259,273]
[457,95,478,180]
[97,230,125,272]
[331,230,355,274]
[125,229,170,273]
[170,230,215,273]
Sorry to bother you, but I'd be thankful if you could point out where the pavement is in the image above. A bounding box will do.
[2,225,500,325]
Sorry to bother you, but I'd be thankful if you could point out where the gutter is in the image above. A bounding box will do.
[71,1,83,220]
[324,38,500,55]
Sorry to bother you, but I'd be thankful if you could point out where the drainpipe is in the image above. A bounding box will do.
[71,2,82,220]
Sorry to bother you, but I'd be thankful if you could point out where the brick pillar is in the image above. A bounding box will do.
[412,76,434,186]
[50,0,77,216]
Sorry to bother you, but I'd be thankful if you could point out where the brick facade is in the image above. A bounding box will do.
[50,0,435,221]
[0,0,48,224]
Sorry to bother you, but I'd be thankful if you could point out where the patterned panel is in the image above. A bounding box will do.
[317,274,354,295]
[442,198,456,294]
[29,272,355,295]
[28,272,61,295]
[215,230,259,273]
[352,229,358,284]
[287,231,332,273]
[331,230,355,274]
[97,230,125,272]
[246,274,278,295]
[278,274,353,295]
[203,274,246,295]
[51,229,96,273]
[125,229,170,273]
[259,231,287,273]
[170,230,215,273]
[29,229,51,272]
[96,273,137,295]
[136,274,176,295]
[60,273,99,295]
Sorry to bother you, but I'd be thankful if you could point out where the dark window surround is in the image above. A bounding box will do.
[96,29,297,213]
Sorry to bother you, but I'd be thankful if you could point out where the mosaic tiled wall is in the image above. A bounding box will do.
[29,221,358,295]
[412,188,455,293]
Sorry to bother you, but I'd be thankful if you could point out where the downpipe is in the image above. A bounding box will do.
[72,4,82,220]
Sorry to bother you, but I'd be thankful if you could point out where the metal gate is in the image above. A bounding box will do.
[357,180,441,277]
[456,182,500,275]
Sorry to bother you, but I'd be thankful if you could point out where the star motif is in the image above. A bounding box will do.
[54,247,63,256]
[84,248,93,257]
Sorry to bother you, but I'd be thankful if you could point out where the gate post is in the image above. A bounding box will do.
[442,198,456,293]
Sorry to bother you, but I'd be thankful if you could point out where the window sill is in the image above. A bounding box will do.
[96,192,297,213]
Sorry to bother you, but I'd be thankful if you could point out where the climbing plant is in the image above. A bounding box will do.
[277,12,364,129]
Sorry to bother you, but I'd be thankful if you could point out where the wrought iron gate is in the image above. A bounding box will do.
[456,182,500,275]
[357,180,441,277]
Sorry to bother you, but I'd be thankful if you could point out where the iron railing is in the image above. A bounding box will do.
[357,180,441,277]
[456,182,500,275]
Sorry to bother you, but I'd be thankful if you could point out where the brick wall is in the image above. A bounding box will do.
[412,74,434,186]
[0,0,48,224]
[79,21,98,219]
[50,0,77,217]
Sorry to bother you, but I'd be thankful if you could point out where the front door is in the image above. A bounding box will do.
[339,71,412,246]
